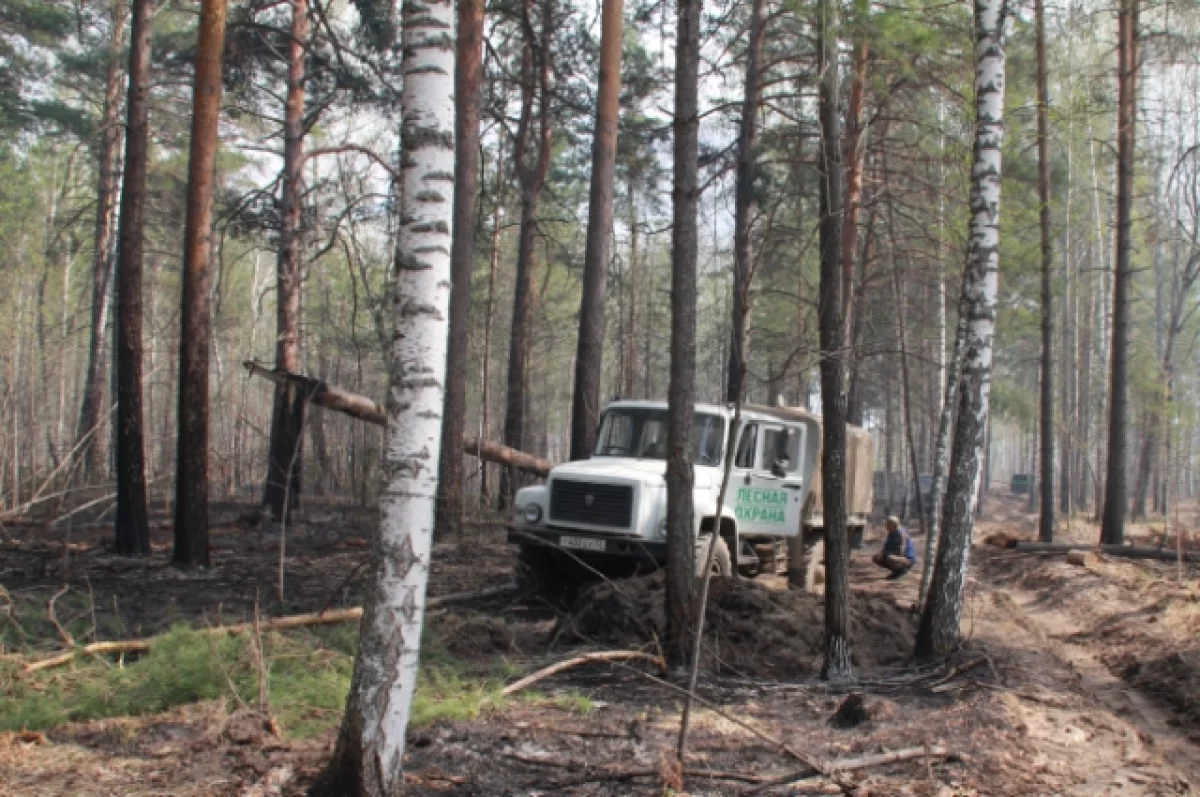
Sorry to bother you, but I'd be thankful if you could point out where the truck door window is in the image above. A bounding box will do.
[735,423,758,469]
[762,426,802,474]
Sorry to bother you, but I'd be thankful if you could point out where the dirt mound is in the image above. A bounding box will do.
[557,572,915,678]
[1108,647,1200,741]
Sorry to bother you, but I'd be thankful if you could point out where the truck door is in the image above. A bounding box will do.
[728,422,806,537]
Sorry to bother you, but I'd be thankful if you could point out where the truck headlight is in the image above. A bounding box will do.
[523,504,543,524]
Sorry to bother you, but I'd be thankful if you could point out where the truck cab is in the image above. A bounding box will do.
[507,400,872,596]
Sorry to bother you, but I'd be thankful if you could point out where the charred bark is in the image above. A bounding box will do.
[665,0,701,668]
[112,0,153,556]
[815,0,852,682]
[1101,0,1137,545]
[726,0,764,405]
[262,0,309,521]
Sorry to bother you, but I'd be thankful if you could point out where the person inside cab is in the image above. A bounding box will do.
[872,515,916,579]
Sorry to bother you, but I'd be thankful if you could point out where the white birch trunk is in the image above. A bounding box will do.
[916,0,1008,658]
[319,0,455,792]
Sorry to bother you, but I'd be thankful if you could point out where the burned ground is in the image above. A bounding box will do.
[1,495,1198,796]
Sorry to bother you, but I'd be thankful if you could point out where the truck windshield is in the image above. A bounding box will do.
[594,408,725,466]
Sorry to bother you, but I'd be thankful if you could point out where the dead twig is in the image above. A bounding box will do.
[47,585,74,648]
[501,650,665,696]
[316,556,370,616]
[928,656,986,692]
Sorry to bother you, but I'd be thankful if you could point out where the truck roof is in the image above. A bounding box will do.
[603,399,830,430]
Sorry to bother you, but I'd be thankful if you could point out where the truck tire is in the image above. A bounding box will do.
[516,544,574,605]
[694,535,732,579]
[803,537,825,593]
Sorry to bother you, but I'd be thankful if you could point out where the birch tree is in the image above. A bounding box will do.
[315,0,455,788]
[916,0,1008,659]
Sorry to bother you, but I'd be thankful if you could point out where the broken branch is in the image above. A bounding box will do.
[243,361,553,475]
[501,650,666,696]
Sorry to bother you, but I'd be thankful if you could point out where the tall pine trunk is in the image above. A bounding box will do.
[726,0,764,404]
[569,0,624,459]
[815,0,852,682]
[665,0,700,668]
[315,0,455,788]
[173,0,227,569]
[1035,0,1055,541]
[1101,0,1137,545]
[113,0,154,556]
[77,0,127,481]
[501,0,552,505]
[262,0,309,520]
[436,0,485,532]
[916,0,1008,659]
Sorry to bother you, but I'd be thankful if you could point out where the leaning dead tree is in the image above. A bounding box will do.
[243,362,554,477]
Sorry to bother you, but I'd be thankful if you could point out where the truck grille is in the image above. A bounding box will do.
[549,479,633,529]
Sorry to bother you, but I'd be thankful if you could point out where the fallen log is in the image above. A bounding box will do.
[744,745,951,794]
[1012,541,1200,563]
[243,361,552,476]
[501,650,666,696]
[24,582,517,673]
[508,745,950,791]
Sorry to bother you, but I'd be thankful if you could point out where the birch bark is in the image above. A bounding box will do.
[916,0,1008,658]
[317,0,455,788]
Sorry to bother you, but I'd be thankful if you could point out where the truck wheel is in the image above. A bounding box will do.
[803,537,825,593]
[694,535,731,579]
[516,544,573,605]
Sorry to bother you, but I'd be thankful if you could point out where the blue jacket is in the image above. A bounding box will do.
[883,526,917,561]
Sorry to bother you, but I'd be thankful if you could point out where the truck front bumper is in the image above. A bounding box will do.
[507,527,667,562]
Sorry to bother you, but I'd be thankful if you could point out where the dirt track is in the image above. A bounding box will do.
[1,496,1198,796]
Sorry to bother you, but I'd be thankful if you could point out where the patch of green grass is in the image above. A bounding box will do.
[1,623,519,739]
[0,626,253,732]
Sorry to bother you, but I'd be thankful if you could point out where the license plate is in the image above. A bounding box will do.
[559,535,606,552]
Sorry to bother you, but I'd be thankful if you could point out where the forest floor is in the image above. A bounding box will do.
[0,494,1198,796]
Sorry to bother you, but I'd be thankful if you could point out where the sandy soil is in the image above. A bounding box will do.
[1,495,1197,796]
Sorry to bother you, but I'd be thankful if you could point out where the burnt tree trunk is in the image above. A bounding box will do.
[1035,0,1055,541]
[1101,0,1137,545]
[726,0,764,404]
[815,0,852,682]
[665,0,701,668]
[173,0,228,569]
[569,0,624,459]
[112,0,153,556]
[436,0,486,533]
[262,0,309,521]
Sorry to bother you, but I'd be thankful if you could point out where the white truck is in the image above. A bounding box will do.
[508,400,874,597]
